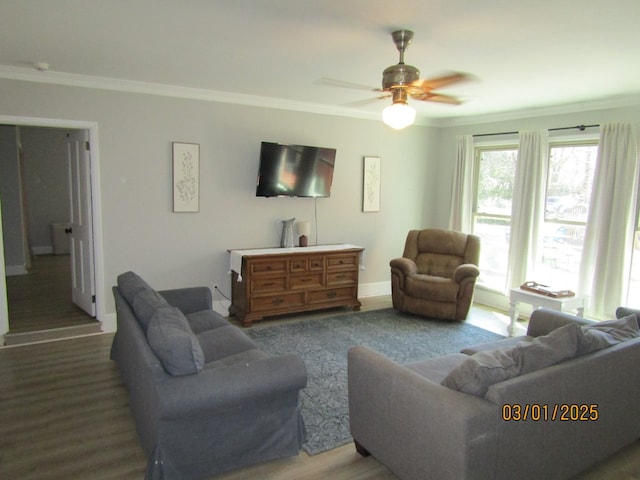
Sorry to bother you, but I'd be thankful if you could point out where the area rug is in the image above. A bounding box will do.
[245,307,504,455]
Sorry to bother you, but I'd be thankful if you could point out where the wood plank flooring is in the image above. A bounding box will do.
[5,254,101,344]
[1,298,639,479]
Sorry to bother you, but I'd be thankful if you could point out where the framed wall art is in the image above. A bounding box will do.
[172,142,200,212]
[362,156,381,212]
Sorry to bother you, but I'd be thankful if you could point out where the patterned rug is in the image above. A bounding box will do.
[245,307,504,455]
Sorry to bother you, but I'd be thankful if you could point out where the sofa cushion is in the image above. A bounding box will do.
[405,274,458,302]
[203,349,269,369]
[442,323,579,397]
[197,325,259,363]
[406,353,469,384]
[185,309,229,334]
[132,288,170,332]
[117,271,154,305]
[147,306,205,376]
[577,314,640,355]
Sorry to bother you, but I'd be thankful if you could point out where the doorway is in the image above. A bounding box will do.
[0,119,103,345]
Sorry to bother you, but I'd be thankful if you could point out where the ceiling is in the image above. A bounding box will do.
[2,0,640,123]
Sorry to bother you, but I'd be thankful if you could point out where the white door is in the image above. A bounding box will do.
[68,130,96,317]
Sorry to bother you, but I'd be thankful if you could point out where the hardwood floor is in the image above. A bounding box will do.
[4,254,101,345]
[1,298,639,479]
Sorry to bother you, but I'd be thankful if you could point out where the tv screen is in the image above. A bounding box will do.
[256,142,336,197]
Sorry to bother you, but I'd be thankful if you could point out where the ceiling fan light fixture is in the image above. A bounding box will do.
[382,101,416,130]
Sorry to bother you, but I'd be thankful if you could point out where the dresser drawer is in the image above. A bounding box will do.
[290,273,323,289]
[327,253,359,270]
[251,276,287,293]
[251,292,306,312]
[327,270,358,286]
[290,258,309,273]
[308,286,356,304]
[248,258,288,275]
[309,256,324,271]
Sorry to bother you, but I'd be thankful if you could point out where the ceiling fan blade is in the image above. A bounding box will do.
[413,72,470,91]
[343,94,391,107]
[318,77,378,92]
[412,91,463,105]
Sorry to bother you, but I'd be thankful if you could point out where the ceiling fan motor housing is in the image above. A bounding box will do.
[382,63,420,90]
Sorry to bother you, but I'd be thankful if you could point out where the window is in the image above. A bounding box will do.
[472,141,597,293]
[472,146,518,292]
[627,208,640,309]
[539,142,598,290]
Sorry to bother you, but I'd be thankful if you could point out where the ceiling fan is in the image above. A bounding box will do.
[327,30,470,129]
[380,30,469,128]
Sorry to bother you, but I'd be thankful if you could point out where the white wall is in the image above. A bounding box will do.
[0,125,27,274]
[0,78,440,329]
[20,127,72,254]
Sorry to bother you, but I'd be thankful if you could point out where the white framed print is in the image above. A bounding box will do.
[172,142,200,212]
[362,156,381,212]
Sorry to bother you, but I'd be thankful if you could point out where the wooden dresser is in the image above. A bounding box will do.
[229,244,364,326]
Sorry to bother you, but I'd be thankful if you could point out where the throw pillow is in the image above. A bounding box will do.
[132,288,170,332]
[441,323,579,397]
[441,348,518,397]
[117,271,154,305]
[577,314,640,355]
[510,323,579,375]
[147,306,205,376]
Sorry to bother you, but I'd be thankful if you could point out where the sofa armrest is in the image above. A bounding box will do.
[157,353,307,419]
[526,308,595,337]
[348,346,499,480]
[159,287,212,314]
[453,263,480,283]
[390,257,418,276]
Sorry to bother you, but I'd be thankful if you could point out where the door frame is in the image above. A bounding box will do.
[0,115,104,340]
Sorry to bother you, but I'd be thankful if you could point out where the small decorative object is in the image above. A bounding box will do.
[363,156,381,212]
[172,142,200,212]
[520,281,575,298]
[280,217,295,248]
[297,221,311,247]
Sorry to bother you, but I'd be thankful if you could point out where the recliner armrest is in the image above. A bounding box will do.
[390,257,418,276]
[453,263,480,283]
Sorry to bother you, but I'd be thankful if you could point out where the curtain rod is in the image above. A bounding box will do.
[472,124,600,138]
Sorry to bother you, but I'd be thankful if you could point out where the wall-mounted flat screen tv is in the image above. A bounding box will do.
[256,141,337,197]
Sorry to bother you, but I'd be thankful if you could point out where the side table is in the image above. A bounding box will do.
[508,288,588,336]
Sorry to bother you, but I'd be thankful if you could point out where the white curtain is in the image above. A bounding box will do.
[448,135,474,232]
[579,123,639,318]
[505,130,548,292]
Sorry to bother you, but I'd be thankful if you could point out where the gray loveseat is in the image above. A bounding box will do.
[348,307,640,480]
[110,271,307,480]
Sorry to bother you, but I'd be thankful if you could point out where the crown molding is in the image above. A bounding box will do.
[3,65,633,129]
[431,93,640,128]
[0,65,436,128]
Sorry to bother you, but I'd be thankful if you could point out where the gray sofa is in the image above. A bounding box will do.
[348,307,640,480]
[110,271,307,480]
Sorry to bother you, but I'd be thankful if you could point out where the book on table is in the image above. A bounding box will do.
[520,281,575,298]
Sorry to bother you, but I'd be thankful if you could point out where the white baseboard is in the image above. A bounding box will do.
[101,313,117,333]
[359,281,391,298]
[5,265,27,276]
[32,246,54,255]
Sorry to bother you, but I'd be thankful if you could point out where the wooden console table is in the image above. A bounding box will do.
[228,244,364,327]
